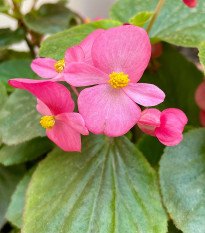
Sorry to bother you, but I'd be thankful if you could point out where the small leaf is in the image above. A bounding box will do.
[0,137,54,166]
[160,128,205,233]
[23,135,167,233]
[0,59,38,92]
[0,89,45,145]
[198,41,205,73]
[0,164,25,228]
[141,43,203,126]
[0,28,25,50]
[129,11,153,27]
[6,168,35,228]
[39,20,122,59]
[110,0,205,47]
[23,4,81,34]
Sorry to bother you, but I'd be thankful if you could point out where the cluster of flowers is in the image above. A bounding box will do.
[195,81,205,126]
[9,25,188,151]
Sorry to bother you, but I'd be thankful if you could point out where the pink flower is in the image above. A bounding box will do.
[200,110,205,127]
[137,108,188,146]
[64,25,165,137]
[31,29,105,81]
[182,0,197,8]
[195,81,205,126]
[8,79,89,151]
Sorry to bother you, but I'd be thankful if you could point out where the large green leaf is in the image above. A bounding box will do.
[39,20,122,59]
[6,168,35,228]
[0,164,25,228]
[110,0,205,47]
[23,135,167,233]
[0,137,53,166]
[198,41,205,73]
[23,3,81,35]
[0,50,32,64]
[0,82,7,110]
[0,89,45,145]
[160,128,205,233]
[0,59,38,92]
[141,43,203,126]
[0,28,25,50]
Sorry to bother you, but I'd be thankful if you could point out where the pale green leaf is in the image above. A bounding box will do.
[0,82,7,110]
[0,89,45,145]
[6,168,35,228]
[198,41,205,73]
[129,11,153,27]
[110,0,205,47]
[0,137,54,166]
[23,135,167,233]
[39,20,122,60]
[0,164,25,228]
[160,128,205,233]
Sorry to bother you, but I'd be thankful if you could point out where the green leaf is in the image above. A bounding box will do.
[129,11,153,27]
[0,28,25,50]
[0,89,45,145]
[6,168,35,228]
[0,49,32,63]
[0,164,25,228]
[0,137,54,166]
[0,82,7,110]
[141,43,203,126]
[167,220,183,233]
[198,41,205,73]
[39,20,122,60]
[0,59,38,92]
[23,135,167,233]
[110,0,205,47]
[137,134,165,169]
[23,4,81,35]
[159,128,205,233]
[0,0,9,12]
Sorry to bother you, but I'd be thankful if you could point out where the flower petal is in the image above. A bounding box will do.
[155,108,188,146]
[92,25,151,82]
[36,99,52,115]
[80,29,105,65]
[123,83,165,107]
[200,110,205,127]
[183,0,197,8]
[64,62,109,87]
[65,45,85,64]
[137,108,161,136]
[78,84,141,137]
[195,82,205,110]
[31,58,57,78]
[9,79,74,115]
[47,114,83,152]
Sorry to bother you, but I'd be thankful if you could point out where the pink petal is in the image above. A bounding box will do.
[9,79,74,115]
[195,82,205,110]
[123,83,165,107]
[200,110,205,127]
[65,45,85,64]
[64,62,109,87]
[137,109,161,136]
[80,29,105,65]
[47,114,83,152]
[36,99,52,115]
[31,58,57,78]
[155,108,188,146]
[183,0,197,8]
[56,113,89,135]
[91,25,151,82]
[78,84,141,137]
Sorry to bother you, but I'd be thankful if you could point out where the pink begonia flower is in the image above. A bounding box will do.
[138,108,188,146]
[31,29,105,81]
[200,110,205,127]
[8,79,89,151]
[195,82,205,110]
[64,25,165,137]
[182,0,197,8]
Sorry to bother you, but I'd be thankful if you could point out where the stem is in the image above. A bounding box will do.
[71,86,79,96]
[25,35,35,58]
[146,0,165,34]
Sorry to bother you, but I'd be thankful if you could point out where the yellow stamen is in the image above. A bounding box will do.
[40,116,55,130]
[54,58,65,73]
[108,72,130,89]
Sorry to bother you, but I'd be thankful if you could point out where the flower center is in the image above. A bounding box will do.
[40,116,55,130]
[54,59,65,73]
[108,72,130,89]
